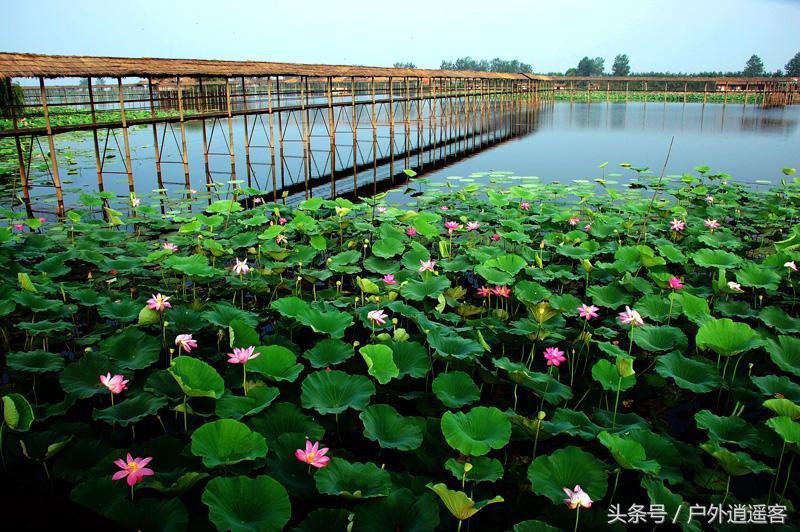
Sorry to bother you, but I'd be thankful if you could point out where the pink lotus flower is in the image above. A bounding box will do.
[668,277,684,290]
[253,197,263,204]
[406,227,417,237]
[728,281,743,292]
[563,485,592,509]
[466,221,480,231]
[100,373,129,394]
[367,309,388,325]
[704,219,720,230]
[146,293,171,312]
[377,206,387,214]
[112,454,154,487]
[276,234,288,245]
[577,304,600,320]
[618,306,644,327]
[278,217,288,225]
[232,258,250,275]
[175,334,197,353]
[544,347,566,366]
[440,206,449,211]
[706,195,714,203]
[584,224,592,232]
[785,261,798,273]
[568,216,580,226]
[13,224,24,230]
[294,440,330,469]
[444,221,462,234]
[37,217,45,223]
[492,285,511,298]
[477,286,492,298]
[131,198,141,207]
[190,189,198,194]
[383,274,397,285]
[669,219,685,232]
[418,260,436,273]
[162,242,178,252]
[227,346,260,364]
[520,202,530,210]
[491,233,501,242]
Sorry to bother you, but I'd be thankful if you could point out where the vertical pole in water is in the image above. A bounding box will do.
[570,81,574,105]
[87,77,107,194]
[176,77,191,192]
[417,77,423,168]
[39,77,64,219]
[607,81,610,103]
[625,81,629,102]
[403,77,410,169]
[8,78,32,217]
[723,82,728,106]
[703,82,707,104]
[276,77,285,190]
[684,82,688,104]
[388,76,395,180]
[266,76,278,201]
[146,78,165,191]
[116,77,135,196]
[431,77,439,159]
[326,76,336,198]
[224,78,237,183]
[300,77,310,198]
[351,77,358,195]
[370,77,377,193]
[587,80,590,104]
[663,81,667,104]
[744,82,749,106]
[241,77,252,188]
[644,80,648,102]
[199,78,212,195]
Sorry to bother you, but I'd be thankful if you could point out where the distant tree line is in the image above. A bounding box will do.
[439,57,533,73]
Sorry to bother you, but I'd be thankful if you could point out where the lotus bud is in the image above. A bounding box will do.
[84,347,93,353]
[616,356,635,378]
[198,234,203,240]
[539,240,545,249]
[327,258,332,263]
[537,411,546,420]
[391,318,398,325]
[336,280,342,286]
[364,238,369,244]
[353,341,360,347]
[464,463,473,473]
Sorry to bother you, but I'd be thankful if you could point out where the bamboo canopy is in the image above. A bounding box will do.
[0,52,546,80]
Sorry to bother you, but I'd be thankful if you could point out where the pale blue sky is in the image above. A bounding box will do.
[0,0,798,73]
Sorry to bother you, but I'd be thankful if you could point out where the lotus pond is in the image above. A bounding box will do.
[1,167,800,531]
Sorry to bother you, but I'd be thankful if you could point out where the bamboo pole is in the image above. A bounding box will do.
[224,78,237,183]
[351,77,357,194]
[388,76,395,179]
[241,77,252,187]
[176,77,191,191]
[116,77,135,196]
[266,76,277,201]
[300,77,310,198]
[8,78,32,217]
[276,77,285,190]
[326,76,336,198]
[146,78,165,191]
[370,77,377,193]
[199,78,212,194]
[38,77,64,219]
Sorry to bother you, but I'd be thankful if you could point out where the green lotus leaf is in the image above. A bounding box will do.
[359,344,400,384]
[586,283,632,309]
[98,298,141,322]
[493,357,573,404]
[301,370,375,415]
[191,418,268,468]
[592,359,636,391]
[763,398,800,419]
[215,387,280,419]
[543,408,603,440]
[758,307,800,333]
[60,352,114,399]
[512,520,561,532]
[677,292,711,325]
[632,324,687,352]
[641,478,702,532]
[766,335,800,377]
[598,431,660,474]
[514,281,552,305]
[315,459,392,499]
[485,254,526,275]
[389,340,431,379]
[11,291,62,312]
[101,327,161,370]
[229,318,260,349]
[735,263,781,292]
[2,393,34,432]
[149,471,209,497]
[249,402,325,444]
[207,199,243,214]
[444,456,504,483]
[766,416,800,444]
[695,410,760,449]
[372,237,405,258]
[353,488,440,532]
[247,345,304,382]
[655,351,721,393]
[271,296,310,319]
[202,475,290,532]
[474,265,515,286]
[427,330,483,360]
[169,356,225,399]
[700,441,772,476]
[301,339,353,369]
[634,295,681,323]
[297,307,353,338]
[526,446,608,504]
[92,393,167,427]
[626,429,686,485]
[691,248,742,269]
[7,350,65,373]
[426,483,503,522]
[164,254,221,278]
[432,371,481,408]
[360,404,424,450]
[294,509,352,532]
[202,302,259,328]
[695,318,761,357]
[400,276,451,301]
[440,406,511,456]
[751,374,800,402]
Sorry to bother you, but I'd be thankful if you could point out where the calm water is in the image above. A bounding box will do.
[6,101,800,212]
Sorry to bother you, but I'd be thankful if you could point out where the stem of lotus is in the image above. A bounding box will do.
[722,475,731,505]
[182,395,188,434]
[667,292,674,325]
[769,441,786,501]
[573,507,580,532]
[512,384,518,411]
[780,453,795,502]
[609,468,621,505]
[612,376,622,429]
[727,354,744,407]
[456,520,463,532]
[532,422,541,460]
[0,422,5,469]
[130,485,134,502]
[243,365,248,396]
[110,392,114,407]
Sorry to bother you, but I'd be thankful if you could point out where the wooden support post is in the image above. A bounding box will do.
[300,77,310,198]
[403,77,410,168]
[8,78,32,217]
[417,78,424,168]
[744,82,749,106]
[703,82,707,104]
[224,78,237,183]
[276,77,285,190]
[266,76,277,201]
[684,82,688,104]
[351,77,358,195]
[87,78,107,195]
[370,77,377,193]
[723,82,728,105]
[241,77,252,187]
[38,77,64,219]
[388,76,395,179]
[176,77,191,192]
[146,78,165,191]
[326,76,336,197]
[625,81,629,102]
[116,77,135,196]
[199,79,212,194]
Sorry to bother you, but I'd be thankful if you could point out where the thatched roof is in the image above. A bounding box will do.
[0,52,547,80]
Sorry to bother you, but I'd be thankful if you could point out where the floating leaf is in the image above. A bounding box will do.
[432,371,481,408]
[440,407,511,456]
[360,404,424,450]
[202,475,290,531]
[315,459,392,499]
[301,370,375,415]
[527,446,608,504]
[191,418,268,468]
[360,344,400,384]
[169,356,225,399]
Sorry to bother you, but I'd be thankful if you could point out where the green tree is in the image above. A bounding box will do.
[785,52,800,76]
[576,56,605,76]
[393,61,416,69]
[742,54,765,77]
[440,57,531,73]
[611,54,631,76]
